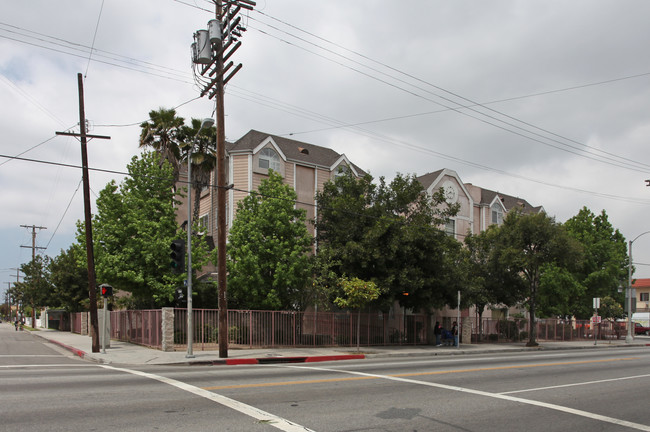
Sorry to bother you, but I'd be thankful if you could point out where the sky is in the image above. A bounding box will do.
[2,1,650,302]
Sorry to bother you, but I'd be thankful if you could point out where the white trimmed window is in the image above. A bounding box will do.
[198,214,209,234]
[444,219,455,237]
[259,148,281,172]
[491,205,503,225]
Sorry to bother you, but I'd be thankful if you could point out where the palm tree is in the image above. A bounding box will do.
[180,118,217,223]
[139,108,186,183]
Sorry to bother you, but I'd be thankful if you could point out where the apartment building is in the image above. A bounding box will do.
[175,130,365,268]
[416,168,544,240]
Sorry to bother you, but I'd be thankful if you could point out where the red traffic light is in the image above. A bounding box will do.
[99,284,113,297]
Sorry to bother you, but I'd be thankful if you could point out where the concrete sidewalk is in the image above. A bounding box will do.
[29,327,649,366]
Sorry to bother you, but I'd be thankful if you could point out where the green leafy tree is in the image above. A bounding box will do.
[76,151,197,307]
[48,246,89,312]
[563,207,628,319]
[465,226,525,339]
[315,172,460,310]
[225,170,313,310]
[14,256,51,326]
[599,295,624,321]
[493,210,583,346]
[334,277,380,352]
[537,263,585,317]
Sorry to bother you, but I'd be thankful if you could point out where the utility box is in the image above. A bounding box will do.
[98,309,111,349]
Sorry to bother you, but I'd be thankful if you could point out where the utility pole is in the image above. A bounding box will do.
[20,224,46,329]
[20,225,46,259]
[10,268,22,322]
[192,0,255,358]
[56,73,110,353]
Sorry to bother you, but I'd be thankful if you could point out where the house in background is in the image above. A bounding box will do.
[632,278,650,313]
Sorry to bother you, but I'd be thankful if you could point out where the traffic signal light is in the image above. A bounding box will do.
[170,239,186,274]
[100,284,113,298]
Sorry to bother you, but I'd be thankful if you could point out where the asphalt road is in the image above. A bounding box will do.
[2,322,649,431]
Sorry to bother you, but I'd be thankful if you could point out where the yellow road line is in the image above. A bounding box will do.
[202,357,638,391]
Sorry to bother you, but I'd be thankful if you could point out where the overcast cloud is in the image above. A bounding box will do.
[2,1,650,298]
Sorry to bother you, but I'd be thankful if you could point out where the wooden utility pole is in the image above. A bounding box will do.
[56,73,110,353]
[20,224,46,329]
[215,0,228,359]
[20,225,46,259]
[193,0,254,358]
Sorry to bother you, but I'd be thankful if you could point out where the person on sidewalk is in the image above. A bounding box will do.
[434,321,442,346]
[452,321,458,347]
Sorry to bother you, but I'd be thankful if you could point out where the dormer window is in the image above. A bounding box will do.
[259,148,281,172]
[491,204,503,225]
[334,164,350,178]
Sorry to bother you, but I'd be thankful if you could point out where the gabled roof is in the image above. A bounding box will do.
[229,130,366,175]
[415,169,445,189]
[478,187,542,214]
[416,168,473,204]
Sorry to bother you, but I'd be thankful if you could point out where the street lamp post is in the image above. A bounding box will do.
[627,230,650,343]
[186,118,215,358]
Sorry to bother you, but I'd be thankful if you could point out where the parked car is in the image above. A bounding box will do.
[634,322,650,335]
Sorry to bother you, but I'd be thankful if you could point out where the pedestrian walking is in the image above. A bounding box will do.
[434,321,442,346]
[452,321,458,347]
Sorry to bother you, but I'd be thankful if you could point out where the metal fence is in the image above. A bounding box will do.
[70,310,163,349]
[69,309,633,351]
[110,310,162,348]
[469,317,629,343]
[171,309,429,351]
[70,312,82,334]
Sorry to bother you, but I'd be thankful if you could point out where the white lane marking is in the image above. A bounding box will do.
[0,355,62,357]
[313,349,650,370]
[500,374,650,395]
[313,353,575,370]
[289,365,650,432]
[100,365,314,432]
[0,364,96,368]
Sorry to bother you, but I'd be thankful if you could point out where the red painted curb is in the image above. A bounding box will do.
[47,339,87,359]
[224,358,260,365]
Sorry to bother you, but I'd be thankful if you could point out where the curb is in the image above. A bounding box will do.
[186,354,366,366]
[44,337,89,361]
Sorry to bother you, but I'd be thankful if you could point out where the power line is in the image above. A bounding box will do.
[3,12,648,204]
[44,178,83,251]
[3,16,646,173]
[2,151,650,208]
[84,0,106,77]
[247,12,650,173]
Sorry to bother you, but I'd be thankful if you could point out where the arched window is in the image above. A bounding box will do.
[259,148,281,172]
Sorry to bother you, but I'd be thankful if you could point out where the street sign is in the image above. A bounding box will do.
[593,316,601,324]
